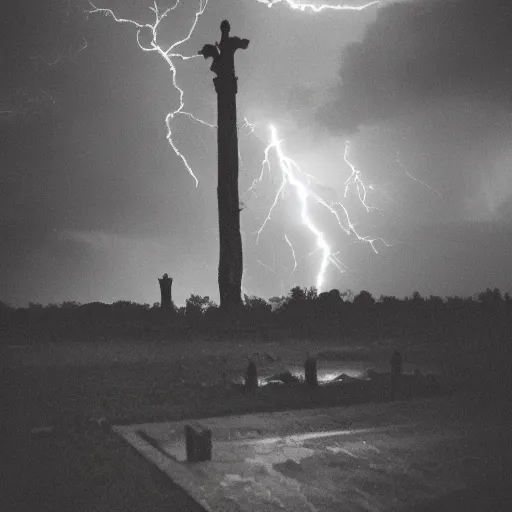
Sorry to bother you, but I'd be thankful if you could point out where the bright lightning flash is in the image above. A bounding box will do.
[90,0,388,293]
[88,0,214,186]
[257,0,379,13]
[256,125,387,291]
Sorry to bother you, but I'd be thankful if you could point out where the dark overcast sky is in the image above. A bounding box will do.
[1,0,512,307]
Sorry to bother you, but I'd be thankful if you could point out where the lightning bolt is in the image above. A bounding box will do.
[255,124,387,291]
[284,234,298,271]
[343,140,378,212]
[240,116,258,137]
[88,0,214,186]
[257,0,379,12]
[397,152,442,198]
[257,259,277,273]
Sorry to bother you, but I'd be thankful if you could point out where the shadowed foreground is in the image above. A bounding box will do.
[3,424,206,512]
[3,339,510,511]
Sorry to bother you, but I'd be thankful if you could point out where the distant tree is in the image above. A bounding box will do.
[411,291,423,302]
[244,295,271,320]
[185,294,215,319]
[285,286,319,335]
[341,289,354,302]
[305,287,318,301]
[204,303,220,323]
[59,301,82,309]
[112,300,140,308]
[477,288,502,307]
[351,291,377,340]
[268,295,287,312]
[286,287,308,334]
[426,295,445,335]
[318,288,342,309]
[406,291,427,335]
[427,295,444,306]
[377,295,402,336]
[353,290,375,308]
[317,289,343,335]
[379,295,400,306]
[289,286,306,302]
[0,301,14,328]
[476,288,505,352]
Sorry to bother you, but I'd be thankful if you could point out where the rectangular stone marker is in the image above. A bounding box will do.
[185,423,212,462]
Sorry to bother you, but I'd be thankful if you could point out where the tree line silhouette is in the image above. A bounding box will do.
[1,287,511,353]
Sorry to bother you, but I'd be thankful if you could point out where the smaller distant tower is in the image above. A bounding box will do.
[158,273,173,311]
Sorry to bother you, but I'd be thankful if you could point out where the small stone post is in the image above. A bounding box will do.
[185,424,212,462]
[305,356,318,387]
[245,359,258,392]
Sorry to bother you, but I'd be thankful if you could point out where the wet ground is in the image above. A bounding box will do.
[115,392,510,511]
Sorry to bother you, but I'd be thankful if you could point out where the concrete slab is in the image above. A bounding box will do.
[114,395,508,511]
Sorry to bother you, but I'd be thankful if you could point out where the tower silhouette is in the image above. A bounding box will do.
[199,21,249,316]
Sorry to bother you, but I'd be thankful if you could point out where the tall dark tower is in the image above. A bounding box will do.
[158,273,173,311]
[199,21,249,317]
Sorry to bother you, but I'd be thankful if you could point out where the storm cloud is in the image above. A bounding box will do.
[313,0,512,227]
[322,0,512,131]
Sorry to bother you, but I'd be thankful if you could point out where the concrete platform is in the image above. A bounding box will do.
[114,395,509,511]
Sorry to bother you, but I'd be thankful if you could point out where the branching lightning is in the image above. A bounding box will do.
[257,0,379,13]
[88,0,213,186]
[343,140,379,212]
[254,124,388,291]
[89,0,390,293]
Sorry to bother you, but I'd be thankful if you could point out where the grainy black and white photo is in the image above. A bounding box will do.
[2,1,511,510]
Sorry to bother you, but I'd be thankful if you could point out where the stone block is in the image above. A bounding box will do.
[305,356,318,387]
[245,359,258,392]
[185,423,212,462]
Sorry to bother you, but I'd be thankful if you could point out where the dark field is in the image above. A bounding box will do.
[6,339,452,426]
